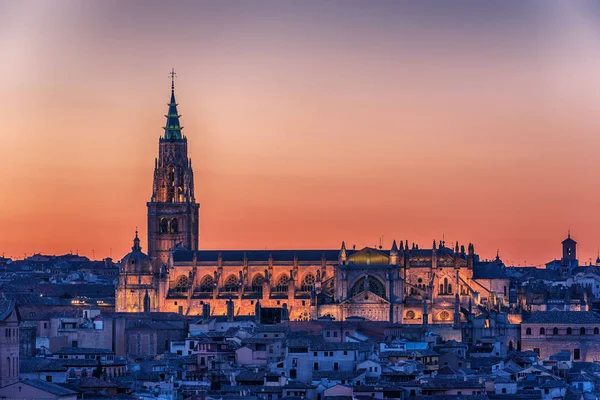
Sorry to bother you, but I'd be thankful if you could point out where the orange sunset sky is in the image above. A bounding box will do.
[1,1,600,266]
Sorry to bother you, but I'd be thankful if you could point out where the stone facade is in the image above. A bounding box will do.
[521,311,600,361]
[0,300,19,388]
[117,240,484,324]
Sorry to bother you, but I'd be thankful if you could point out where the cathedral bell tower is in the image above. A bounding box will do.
[147,70,200,270]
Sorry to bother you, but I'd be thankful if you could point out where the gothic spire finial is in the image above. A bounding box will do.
[163,69,183,140]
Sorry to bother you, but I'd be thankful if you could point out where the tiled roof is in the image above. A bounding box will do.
[20,358,67,373]
[549,350,571,361]
[313,370,360,380]
[173,249,341,263]
[235,370,266,382]
[420,376,485,389]
[55,347,113,355]
[473,262,509,279]
[524,311,600,324]
[22,379,78,396]
[78,376,118,388]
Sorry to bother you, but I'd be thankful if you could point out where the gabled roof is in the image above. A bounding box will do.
[0,299,16,321]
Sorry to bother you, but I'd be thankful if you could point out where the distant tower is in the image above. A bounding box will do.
[147,69,200,269]
[561,231,578,275]
[562,231,577,261]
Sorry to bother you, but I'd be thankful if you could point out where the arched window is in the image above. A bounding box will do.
[580,327,586,335]
[199,275,214,292]
[567,328,572,335]
[595,327,599,335]
[349,276,386,299]
[439,277,452,295]
[300,273,316,292]
[274,275,289,293]
[540,327,545,335]
[223,275,239,292]
[526,328,531,335]
[252,274,265,293]
[553,327,559,335]
[159,218,169,234]
[6,357,10,377]
[170,218,178,233]
[508,341,514,351]
[175,275,188,292]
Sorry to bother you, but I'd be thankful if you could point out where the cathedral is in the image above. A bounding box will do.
[115,72,491,325]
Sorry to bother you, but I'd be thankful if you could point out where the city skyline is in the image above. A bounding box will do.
[2,1,600,265]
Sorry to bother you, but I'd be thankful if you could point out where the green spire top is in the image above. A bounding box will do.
[163,68,183,140]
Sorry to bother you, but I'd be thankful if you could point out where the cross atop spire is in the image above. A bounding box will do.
[169,68,177,90]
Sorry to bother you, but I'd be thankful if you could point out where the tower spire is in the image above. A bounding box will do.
[163,69,183,140]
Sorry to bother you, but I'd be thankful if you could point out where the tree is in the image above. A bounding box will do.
[93,359,103,379]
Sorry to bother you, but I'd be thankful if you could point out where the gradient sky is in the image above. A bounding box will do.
[2,1,600,266]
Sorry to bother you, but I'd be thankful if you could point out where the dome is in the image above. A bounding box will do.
[121,231,152,274]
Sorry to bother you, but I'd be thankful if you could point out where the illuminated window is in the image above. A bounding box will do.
[199,275,214,292]
[301,273,316,292]
[252,274,265,293]
[274,275,289,293]
[159,218,169,234]
[175,275,188,292]
[350,277,385,299]
[170,218,178,233]
[223,275,239,292]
